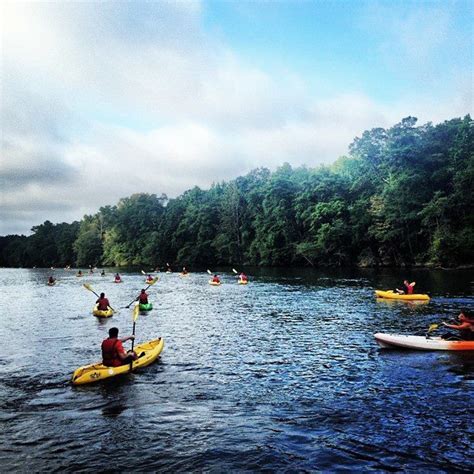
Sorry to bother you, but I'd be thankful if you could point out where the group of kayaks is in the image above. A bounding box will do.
[374,288,473,351]
[74,276,471,387]
[52,269,253,385]
[209,279,248,286]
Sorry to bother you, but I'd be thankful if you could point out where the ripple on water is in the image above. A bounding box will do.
[0,268,473,471]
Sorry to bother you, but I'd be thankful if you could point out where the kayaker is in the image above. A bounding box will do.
[48,276,55,284]
[137,289,149,305]
[239,272,248,282]
[100,270,105,276]
[114,273,121,282]
[182,267,188,275]
[396,280,416,295]
[146,274,153,282]
[77,270,83,277]
[212,274,220,283]
[442,310,474,340]
[96,292,111,311]
[101,327,138,367]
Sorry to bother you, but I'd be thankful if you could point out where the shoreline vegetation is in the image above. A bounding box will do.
[1,115,472,269]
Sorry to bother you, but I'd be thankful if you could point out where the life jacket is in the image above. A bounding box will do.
[139,293,148,303]
[97,297,110,311]
[101,338,122,367]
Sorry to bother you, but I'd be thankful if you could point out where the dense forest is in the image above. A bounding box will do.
[1,116,473,269]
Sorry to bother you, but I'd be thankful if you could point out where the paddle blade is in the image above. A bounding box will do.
[141,270,146,275]
[232,268,238,274]
[428,323,439,333]
[133,304,140,321]
[83,283,94,292]
[207,269,212,275]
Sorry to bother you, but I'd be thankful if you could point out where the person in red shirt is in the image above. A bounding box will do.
[239,272,248,282]
[442,310,474,341]
[96,292,111,311]
[137,289,148,304]
[396,280,416,294]
[101,327,138,367]
[212,274,220,283]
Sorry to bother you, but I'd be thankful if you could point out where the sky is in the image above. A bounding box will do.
[1,0,472,236]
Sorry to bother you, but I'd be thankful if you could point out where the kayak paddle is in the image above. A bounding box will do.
[83,283,116,312]
[130,304,140,372]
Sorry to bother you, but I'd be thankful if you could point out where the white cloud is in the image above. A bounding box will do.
[0,1,472,235]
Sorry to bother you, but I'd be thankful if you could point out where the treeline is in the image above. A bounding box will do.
[1,116,473,268]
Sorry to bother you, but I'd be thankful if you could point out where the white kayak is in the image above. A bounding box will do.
[374,333,474,351]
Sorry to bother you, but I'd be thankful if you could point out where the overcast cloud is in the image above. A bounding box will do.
[1,1,472,235]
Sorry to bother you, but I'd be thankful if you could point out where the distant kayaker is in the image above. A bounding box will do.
[96,292,111,311]
[442,310,474,340]
[100,270,105,276]
[48,276,55,284]
[396,280,416,295]
[239,272,248,282]
[182,267,188,275]
[101,327,138,367]
[114,273,121,282]
[146,274,153,282]
[77,270,83,277]
[212,274,220,283]
[137,289,149,305]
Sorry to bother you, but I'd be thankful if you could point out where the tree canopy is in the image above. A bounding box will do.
[1,116,472,268]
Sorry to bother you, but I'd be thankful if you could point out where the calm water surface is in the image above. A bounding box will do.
[0,267,473,472]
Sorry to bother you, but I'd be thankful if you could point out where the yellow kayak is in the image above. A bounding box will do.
[209,280,221,286]
[71,338,164,385]
[375,290,430,301]
[238,279,248,285]
[92,305,114,318]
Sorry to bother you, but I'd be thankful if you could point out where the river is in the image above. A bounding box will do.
[0,267,473,472]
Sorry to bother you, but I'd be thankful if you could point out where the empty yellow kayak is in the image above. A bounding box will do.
[71,338,164,385]
[375,290,430,301]
[92,305,114,318]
